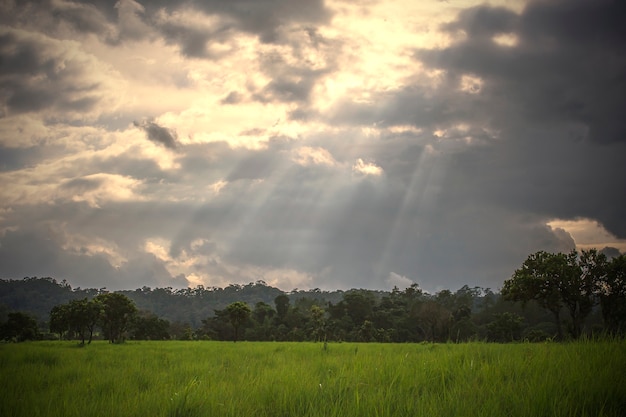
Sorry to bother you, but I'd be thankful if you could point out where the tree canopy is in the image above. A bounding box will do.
[94,293,137,344]
[2,250,626,344]
[502,249,624,339]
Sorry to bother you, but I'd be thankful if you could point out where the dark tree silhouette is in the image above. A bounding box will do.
[226,301,251,342]
[95,293,137,343]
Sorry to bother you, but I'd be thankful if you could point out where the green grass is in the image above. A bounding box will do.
[1,340,625,417]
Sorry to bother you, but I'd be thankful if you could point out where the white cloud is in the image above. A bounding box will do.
[292,146,337,167]
[385,272,414,290]
[0,26,126,121]
[547,219,626,253]
[352,158,383,176]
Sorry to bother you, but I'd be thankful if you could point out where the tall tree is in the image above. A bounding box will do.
[49,303,71,340]
[95,293,137,343]
[0,311,40,342]
[310,305,326,342]
[343,290,374,326]
[274,294,290,321]
[226,301,251,342]
[565,249,606,338]
[132,312,170,340]
[503,250,606,339]
[486,312,523,342]
[417,300,452,342]
[67,298,101,345]
[598,254,626,334]
[502,251,567,339]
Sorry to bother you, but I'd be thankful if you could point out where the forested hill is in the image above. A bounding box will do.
[0,277,349,327]
[2,251,625,343]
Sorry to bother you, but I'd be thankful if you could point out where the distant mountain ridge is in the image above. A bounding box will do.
[0,277,359,327]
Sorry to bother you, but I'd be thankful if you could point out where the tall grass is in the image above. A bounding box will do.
[1,340,624,417]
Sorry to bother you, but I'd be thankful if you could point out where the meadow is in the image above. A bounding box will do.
[1,340,624,417]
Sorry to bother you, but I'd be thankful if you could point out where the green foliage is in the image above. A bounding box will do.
[0,311,40,341]
[132,312,171,340]
[417,300,452,342]
[598,254,626,335]
[7,253,626,344]
[49,303,70,339]
[95,293,138,343]
[502,249,620,339]
[68,298,101,344]
[225,301,251,342]
[487,312,523,342]
[0,277,80,321]
[502,251,567,338]
[274,294,290,320]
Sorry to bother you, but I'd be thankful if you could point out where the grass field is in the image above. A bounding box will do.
[1,339,624,417]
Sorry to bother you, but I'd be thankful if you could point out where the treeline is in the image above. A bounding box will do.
[1,249,625,343]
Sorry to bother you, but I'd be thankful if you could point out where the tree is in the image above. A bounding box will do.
[310,305,327,342]
[49,298,101,344]
[598,254,626,334]
[487,312,523,342]
[274,294,290,321]
[343,290,374,326]
[95,293,137,343]
[502,251,569,339]
[564,249,605,338]
[225,301,251,342]
[417,300,452,342]
[68,298,101,345]
[0,312,40,342]
[49,303,71,340]
[252,302,275,324]
[503,250,606,339]
[132,312,170,340]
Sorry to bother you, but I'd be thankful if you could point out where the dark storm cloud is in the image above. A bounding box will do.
[252,68,325,104]
[50,1,113,36]
[245,25,339,107]
[134,120,179,149]
[0,0,114,41]
[440,126,626,236]
[415,0,626,144]
[4,0,332,51]
[600,247,622,259]
[0,146,45,171]
[328,85,482,129]
[443,5,518,37]
[327,0,626,242]
[220,91,244,105]
[0,28,110,118]
[187,0,332,43]
[413,0,626,239]
[61,177,103,193]
[157,21,226,59]
[325,0,626,142]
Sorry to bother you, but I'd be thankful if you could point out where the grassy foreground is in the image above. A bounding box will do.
[1,340,624,417]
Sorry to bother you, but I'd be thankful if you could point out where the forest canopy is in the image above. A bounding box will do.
[1,250,625,343]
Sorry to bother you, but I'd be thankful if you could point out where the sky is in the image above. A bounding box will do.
[1,0,625,293]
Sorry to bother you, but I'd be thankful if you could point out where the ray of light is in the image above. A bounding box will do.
[373,140,448,287]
